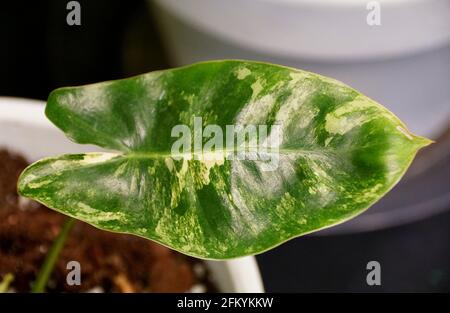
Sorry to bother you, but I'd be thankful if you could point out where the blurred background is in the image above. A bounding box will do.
[1,0,449,292]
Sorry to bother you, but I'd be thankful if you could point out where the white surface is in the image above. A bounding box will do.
[206,257,264,293]
[0,97,264,293]
[153,0,450,60]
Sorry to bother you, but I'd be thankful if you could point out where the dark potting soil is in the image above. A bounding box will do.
[0,149,217,293]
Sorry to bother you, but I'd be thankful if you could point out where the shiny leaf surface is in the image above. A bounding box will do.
[18,61,431,259]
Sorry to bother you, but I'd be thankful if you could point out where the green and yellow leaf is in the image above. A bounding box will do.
[18,60,431,259]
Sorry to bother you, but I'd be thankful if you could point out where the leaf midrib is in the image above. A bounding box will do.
[115,148,334,160]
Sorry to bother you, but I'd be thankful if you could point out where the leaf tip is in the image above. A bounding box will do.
[413,134,434,149]
[396,125,433,149]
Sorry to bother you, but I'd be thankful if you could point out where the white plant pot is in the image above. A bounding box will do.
[150,0,450,139]
[0,97,264,293]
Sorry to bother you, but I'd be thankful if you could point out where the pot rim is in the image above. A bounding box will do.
[152,0,450,61]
